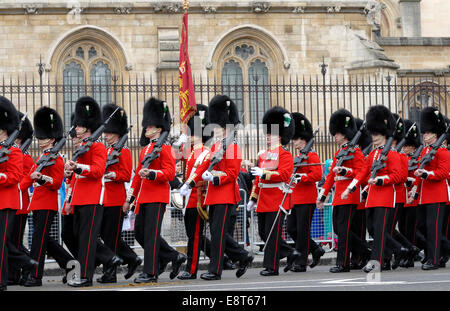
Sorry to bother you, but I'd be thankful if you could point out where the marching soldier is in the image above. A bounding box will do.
[64,96,107,287]
[0,96,38,291]
[96,104,142,283]
[342,105,404,273]
[317,109,366,273]
[247,106,299,276]
[410,107,450,270]
[123,98,176,284]
[180,95,253,281]
[287,112,324,272]
[19,107,75,286]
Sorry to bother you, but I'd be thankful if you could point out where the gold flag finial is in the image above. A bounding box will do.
[183,0,189,11]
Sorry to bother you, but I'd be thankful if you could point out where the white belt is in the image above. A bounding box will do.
[258,182,293,194]
[335,176,350,181]
[76,174,86,179]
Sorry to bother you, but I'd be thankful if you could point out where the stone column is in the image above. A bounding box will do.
[399,0,422,37]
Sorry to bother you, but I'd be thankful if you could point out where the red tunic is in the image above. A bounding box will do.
[131,143,175,214]
[190,141,241,206]
[353,147,403,208]
[62,176,76,215]
[184,144,208,209]
[103,146,132,207]
[394,152,409,205]
[0,146,23,210]
[20,153,64,212]
[17,152,34,214]
[321,145,365,206]
[416,146,450,205]
[71,141,107,207]
[250,146,294,213]
[292,151,322,205]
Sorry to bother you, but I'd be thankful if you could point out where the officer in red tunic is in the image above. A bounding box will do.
[0,96,37,291]
[177,104,212,280]
[410,107,450,270]
[64,96,107,287]
[123,98,176,283]
[247,106,298,276]
[342,105,404,273]
[96,104,141,283]
[287,112,324,272]
[20,107,75,287]
[180,95,253,281]
[317,109,365,273]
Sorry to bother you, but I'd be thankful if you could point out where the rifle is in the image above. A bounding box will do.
[105,125,133,171]
[71,107,120,162]
[207,127,236,172]
[141,130,169,169]
[417,123,450,170]
[0,113,28,164]
[395,122,416,152]
[334,120,366,168]
[407,144,424,172]
[34,126,74,173]
[293,126,320,167]
[20,137,33,154]
[362,143,372,156]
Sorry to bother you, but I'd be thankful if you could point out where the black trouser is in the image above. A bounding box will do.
[443,204,450,241]
[73,204,104,280]
[258,212,295,260]
[350,208,368,264]
[61,214,78,258]
[385,204,414,261]
[259,211,286,272]
[28,210,73,279]
[417,203,447,265]
[99,206,138,266]
[184,208,210,275]
[332,204,355,267]
[208,204,248,276]
[398,206,417,248]
[8,213,29,282]
[134,203,166,276]
[287,204,318,266]
[366,207,390,264]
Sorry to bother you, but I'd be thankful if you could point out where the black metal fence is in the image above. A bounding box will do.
[1,73,448,164]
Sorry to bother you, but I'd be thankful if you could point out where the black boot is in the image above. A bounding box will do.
[260,268,279,276]
[177,271,197,280]
[236,253,254,278]
[310,246,325,268]
[134,273,157,283]
[284,250,300,273]
[329,265,350,273]
[290,264,307,272]
[124,256,142,280]
[67,278,93,287]
[23,275,42,287]
[422,260,439,271]
[200,272,221,281]
[170,253,187,280]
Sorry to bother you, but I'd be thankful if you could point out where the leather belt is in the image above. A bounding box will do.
[258,182,293,194]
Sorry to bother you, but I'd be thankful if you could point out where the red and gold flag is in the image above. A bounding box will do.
[179,9,196,125]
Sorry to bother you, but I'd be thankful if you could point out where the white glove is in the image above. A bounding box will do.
[0,173,7,181]
[250,166,264,177]
[179,183,191,196]
[202,171,214,182]
[294,173,306,183]
[246,200,256,212]
[104,172,116,180]
[173,133,188,148]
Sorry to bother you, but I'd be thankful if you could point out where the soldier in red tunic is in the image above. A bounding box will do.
[180,95,253,281]
[64,96,107,287]
[0,96,37,292]
[410,107,450,270]
[20,107,74,286]
[318,109,366,273]
[287,112,324,272]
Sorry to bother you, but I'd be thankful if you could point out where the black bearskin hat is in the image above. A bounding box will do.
[34,107,64,140]
[262,106,295,146]
[419,106,446,136]
[292,112,313,142]
[187,104,211,143]
[355,118,372,151]
[208,95,240,128]
[392,113,405,143]
[73,96,102,132]
[17,112,33,143]
[403,119,421,148]
[142,97,171,132]
[446,117,450,146]
[329,109,357,140]
[366,105,396,137]
[103,104,128,137]
[140,127,149,147]
[69,113,76,138]
[0,96,19,135]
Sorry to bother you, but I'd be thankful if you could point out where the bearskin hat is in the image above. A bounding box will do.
[403,119,421,148]
[33,107,64,141]
[208,95,240,128]
[446,117,450,145]
[187,104,211,143]
[0,96,19,135]
[69,113,76,139]
[139,127,149,147]
[392,113,405,143]
[329,109,357,140]
[366,105,396,137]
[292,112,313,142]
[142,97,171,132]
[355,118,372,151]
[73,96,102,132]
[103,104,128,137]
[262,106,295,146]
[419,106,447,136]
[17,112,33,143]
